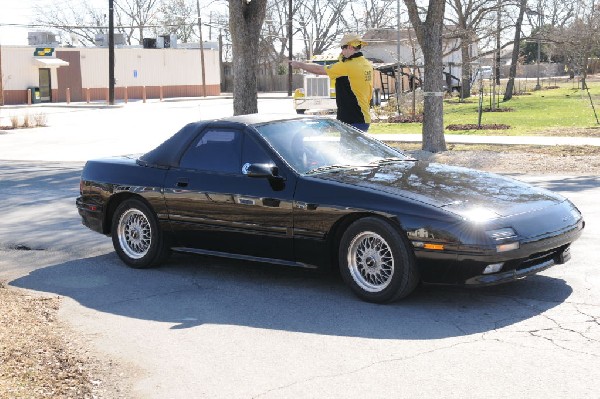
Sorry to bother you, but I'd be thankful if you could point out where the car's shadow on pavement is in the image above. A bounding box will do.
[11,252,572,340]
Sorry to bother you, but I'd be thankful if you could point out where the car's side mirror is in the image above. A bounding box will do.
[242,163,283,180]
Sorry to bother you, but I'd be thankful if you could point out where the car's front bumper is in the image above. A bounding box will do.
[464,244,571,286]
[415,218,583,286]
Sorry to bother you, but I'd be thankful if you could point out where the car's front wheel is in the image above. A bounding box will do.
[111,198,170,268]
[339,217,419,303]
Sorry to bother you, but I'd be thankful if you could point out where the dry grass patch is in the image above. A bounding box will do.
[0,282,125,398]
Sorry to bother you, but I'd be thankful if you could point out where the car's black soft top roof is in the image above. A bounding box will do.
[222,113,306,125]
[138,114,309,168]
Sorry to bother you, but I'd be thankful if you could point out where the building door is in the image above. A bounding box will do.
[56,51,82,102]
[38,68,51,102]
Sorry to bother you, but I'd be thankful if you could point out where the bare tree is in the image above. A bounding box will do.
[200,10,232,60]
[348,0,397,32]
[33,1,107,46]
[445,0,498,99]
[296,0,352,57]
[34,0,164,45]
[503,0,528,100]
[404,0,447,152]
[530,1,576,79]
[542,0,575,27]
[229,0,268,115]
[551,0,600,88]
[115,0,162,44]
[260,0,302,66]
[158,0,197,43]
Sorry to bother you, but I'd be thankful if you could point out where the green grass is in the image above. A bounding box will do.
[370,80,600,136]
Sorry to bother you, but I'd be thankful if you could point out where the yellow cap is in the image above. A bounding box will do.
[339,33,367,48]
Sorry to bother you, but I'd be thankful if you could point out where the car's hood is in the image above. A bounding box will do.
[315,160,565,219]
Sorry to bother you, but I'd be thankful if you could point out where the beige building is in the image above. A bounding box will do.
[0,45,220,105]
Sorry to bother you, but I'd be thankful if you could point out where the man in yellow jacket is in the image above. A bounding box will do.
[290,33,373,131]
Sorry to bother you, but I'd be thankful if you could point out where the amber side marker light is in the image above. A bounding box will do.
[423,243,445,251]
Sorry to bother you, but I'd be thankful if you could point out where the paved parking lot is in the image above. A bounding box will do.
[1,98,599,398]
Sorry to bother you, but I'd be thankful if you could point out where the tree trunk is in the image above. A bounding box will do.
[581,47,590,88]
[504,0,527,101]
[228,0,267,115]
[404,0,447,153]
[460,42,471,99]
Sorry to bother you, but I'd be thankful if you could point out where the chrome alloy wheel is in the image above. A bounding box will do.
[347,231,395,292]
[117,208,152,259]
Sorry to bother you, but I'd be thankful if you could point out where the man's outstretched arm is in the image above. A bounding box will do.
[289,60,327,75]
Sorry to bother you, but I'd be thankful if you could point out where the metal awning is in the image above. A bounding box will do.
[33,57,69,67]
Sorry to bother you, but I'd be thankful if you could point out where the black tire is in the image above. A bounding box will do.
[111,198,170,268]
[339,217,419,303]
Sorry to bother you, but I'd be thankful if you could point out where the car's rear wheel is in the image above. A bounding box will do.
[111,198,170,268]
[339,217,419,303]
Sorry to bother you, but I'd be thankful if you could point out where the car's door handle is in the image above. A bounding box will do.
[176,178,189,188]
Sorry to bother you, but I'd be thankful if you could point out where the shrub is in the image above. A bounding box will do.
[397,90,424,116]
[371,91,425,123]
[23,114,33,128]
[34,113,48,127]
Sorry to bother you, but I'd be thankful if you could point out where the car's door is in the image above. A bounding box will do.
[163,126,296,261]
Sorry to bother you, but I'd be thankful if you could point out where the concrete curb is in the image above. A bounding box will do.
[374,133,600,147]
[0,93,291,110]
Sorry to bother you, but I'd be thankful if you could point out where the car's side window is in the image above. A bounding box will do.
[242,134,274,166]
[180,129,242,173]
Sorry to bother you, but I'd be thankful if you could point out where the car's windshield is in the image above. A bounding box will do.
[254,118,410,174]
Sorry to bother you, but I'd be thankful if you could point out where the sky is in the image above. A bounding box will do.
[0,0,105,45]
[0,0,226,46]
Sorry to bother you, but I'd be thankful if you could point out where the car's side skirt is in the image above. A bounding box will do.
[171,247,319,269]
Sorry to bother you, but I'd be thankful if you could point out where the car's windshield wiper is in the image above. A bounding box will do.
[305,164,357,175]
[305,158,415,174]
[370,157,415,165]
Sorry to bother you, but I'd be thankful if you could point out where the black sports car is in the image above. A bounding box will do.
[76,114,584,303]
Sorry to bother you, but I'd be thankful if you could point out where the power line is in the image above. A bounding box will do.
[0,22,211,30]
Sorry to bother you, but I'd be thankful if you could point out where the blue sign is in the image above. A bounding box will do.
[133,69,138,78]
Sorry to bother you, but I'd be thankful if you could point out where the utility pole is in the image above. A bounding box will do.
[287,0,293,96]
[108,0,115,105]
[535,0,541,90]
[492,0,500,110]
[496,0,501,86]
[396,0,401,111]
[197,0,207,96]
[219,29,224,93]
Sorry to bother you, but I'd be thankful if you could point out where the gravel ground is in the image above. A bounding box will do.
[404,144,600,175]
[416,150,600,175]
[1,146,599,398]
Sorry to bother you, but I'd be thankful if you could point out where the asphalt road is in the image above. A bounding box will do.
[1,99,599,398]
